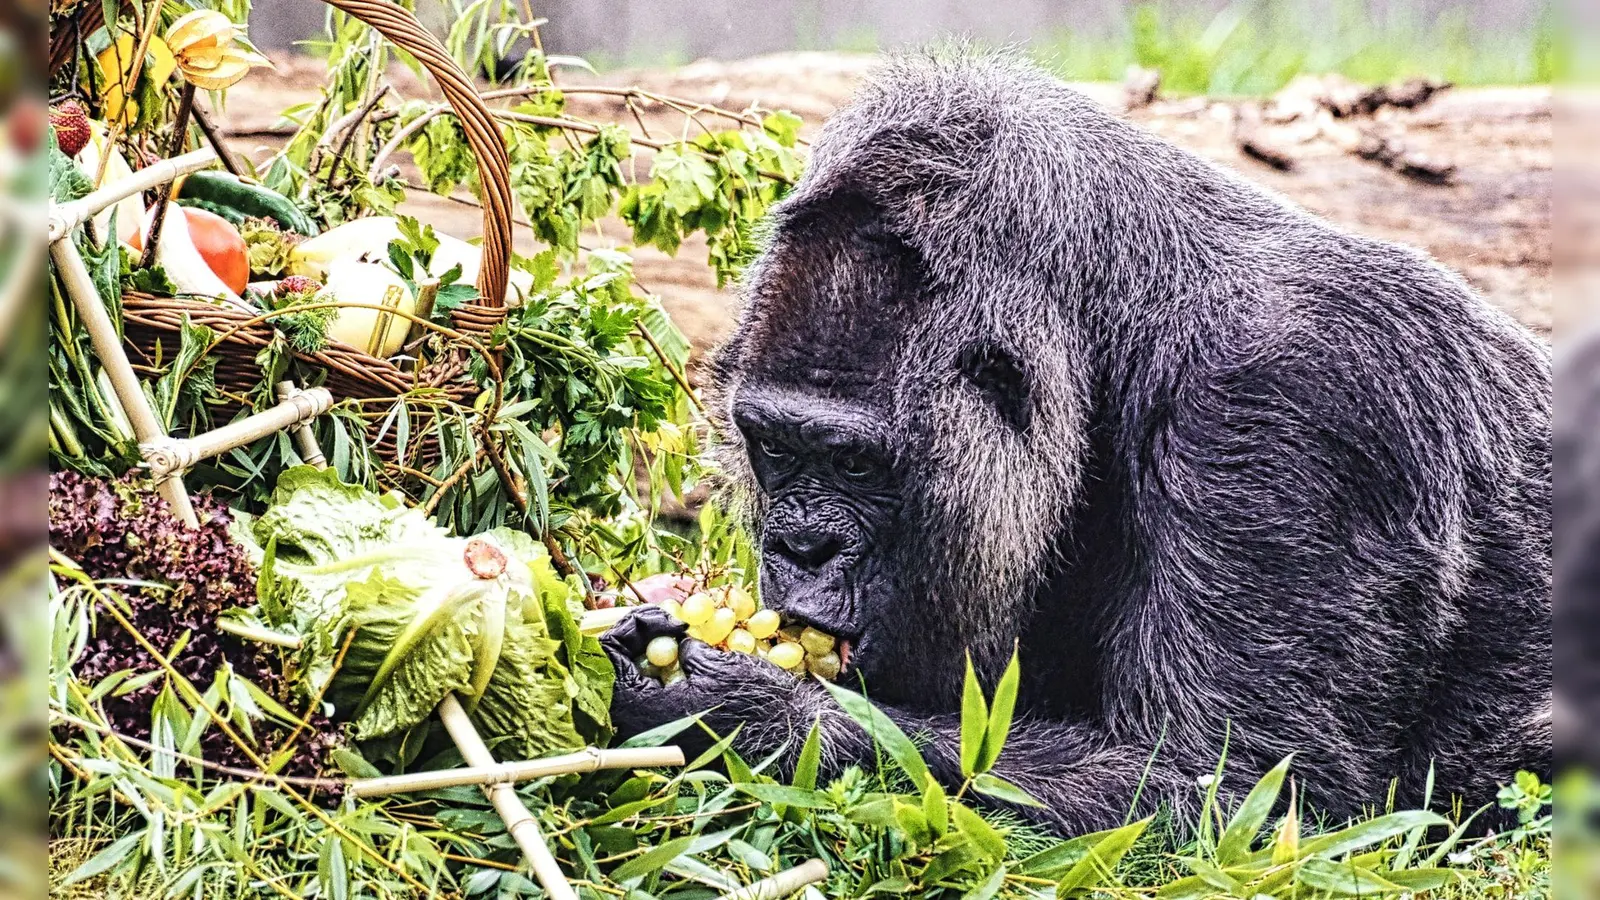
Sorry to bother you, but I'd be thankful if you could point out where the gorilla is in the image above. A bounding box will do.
[604,51,1552,834]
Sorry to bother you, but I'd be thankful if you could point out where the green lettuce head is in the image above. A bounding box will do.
[238,466,613,755]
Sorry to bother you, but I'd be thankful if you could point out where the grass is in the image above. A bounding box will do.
[1030,0,1563,96]
[585,1,1564,95]
[48,577,1553,899]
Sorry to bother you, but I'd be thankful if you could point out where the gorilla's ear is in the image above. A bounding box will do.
[958,342,1032,434]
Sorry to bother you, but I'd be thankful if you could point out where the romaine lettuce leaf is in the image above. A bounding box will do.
[238,467,614,754]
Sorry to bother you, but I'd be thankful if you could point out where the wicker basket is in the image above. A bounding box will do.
[109,0,517,458]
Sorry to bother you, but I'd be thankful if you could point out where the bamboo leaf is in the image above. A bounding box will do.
[971,773,1045,808]
[819,677,931,791]
[62,832,143,886]
[976,647,1019,773]
[1215,754,1292,865]
[610,826,739,883]
[950,801,1007,864]
[1300,810,1448,859]
[792,718,822,791]
[1382,867,1459,891]
[1296,858,1405,895]
[959,654,988,778]
[923,778,949,839]
[1055,816,1149,897]
[735,783,834,809]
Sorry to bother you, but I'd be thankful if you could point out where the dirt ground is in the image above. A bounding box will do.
[219,52,1552,362]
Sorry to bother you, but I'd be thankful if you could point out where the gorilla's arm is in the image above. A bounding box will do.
[604,607,1189,834]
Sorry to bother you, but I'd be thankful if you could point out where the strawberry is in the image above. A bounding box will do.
[49,101,91,158]
[8,100,45,154]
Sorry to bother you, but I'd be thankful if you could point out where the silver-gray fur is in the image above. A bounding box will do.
[603,50,1552,835]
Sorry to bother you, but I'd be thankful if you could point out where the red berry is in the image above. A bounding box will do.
[49,101,91,158]
[8,100,45,154]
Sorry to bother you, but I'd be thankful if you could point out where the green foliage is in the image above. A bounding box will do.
[50,561,1552,899]
[1034,0,1563,95]
[621,112,803,286]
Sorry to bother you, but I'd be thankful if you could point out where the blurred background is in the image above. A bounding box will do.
[206,0,1570,357]
[247,0,1557,90]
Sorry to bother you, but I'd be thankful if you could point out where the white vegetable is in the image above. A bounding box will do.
[141,207,247,309]
[316,258,417,357]
[76,125,144,248]
[289,216,533,304]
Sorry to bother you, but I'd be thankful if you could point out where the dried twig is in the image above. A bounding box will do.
[191,99,247,176]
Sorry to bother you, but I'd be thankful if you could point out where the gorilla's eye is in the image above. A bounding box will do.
[757,438,788,461]
[838,453,876,480]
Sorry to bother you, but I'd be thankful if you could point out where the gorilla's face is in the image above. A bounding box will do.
[732,382,906,684]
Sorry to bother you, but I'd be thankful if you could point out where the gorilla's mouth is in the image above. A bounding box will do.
[779,612,862,677]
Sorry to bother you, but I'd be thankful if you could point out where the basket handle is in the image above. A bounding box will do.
[320,0,513,318]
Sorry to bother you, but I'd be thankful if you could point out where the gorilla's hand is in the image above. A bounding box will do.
[602,606,806,748]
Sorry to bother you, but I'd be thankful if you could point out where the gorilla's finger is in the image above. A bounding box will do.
[678,639,754,679]
[602,639,663,699]
[602,605,684,655]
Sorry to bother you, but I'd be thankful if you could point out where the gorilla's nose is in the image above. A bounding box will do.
[772,531,843,571]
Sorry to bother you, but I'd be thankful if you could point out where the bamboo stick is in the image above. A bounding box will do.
[48,149,217,242]
[224,605,635,651]
[140,387,333,479]
[48,234,198,526]
[716,859,829,900]
[578,605,631,636]
[351,745,684,798]
[140,83,198,269]
[278,381,329,468]
[438,693,580,900]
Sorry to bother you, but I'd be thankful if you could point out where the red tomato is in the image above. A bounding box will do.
[180,207,249,295]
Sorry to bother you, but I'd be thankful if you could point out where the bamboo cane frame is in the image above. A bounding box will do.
[278,380,329,467]
[438,693,580,900]
[141,386,333,480]
[350,744,684,798]
[48,149,218,242]
[49,213,200,526]
[715,859,830,900]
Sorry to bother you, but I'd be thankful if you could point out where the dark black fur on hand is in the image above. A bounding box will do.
[606,51,1552,834]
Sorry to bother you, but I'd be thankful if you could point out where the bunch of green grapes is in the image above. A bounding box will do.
[637,584,842,683]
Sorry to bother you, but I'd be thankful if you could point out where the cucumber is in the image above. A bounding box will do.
[176,196,246,226]
[176,171,319,236]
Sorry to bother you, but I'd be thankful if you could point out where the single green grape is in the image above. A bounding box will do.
[767,641,805,671]
[745,608,781,639]
[799,627,835,657]
[679,592,714,626]
[703,607,738,645]
[807,650,841,680]
[645,635,680,668]
[727,585,757,620]
[727,628,757,654]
